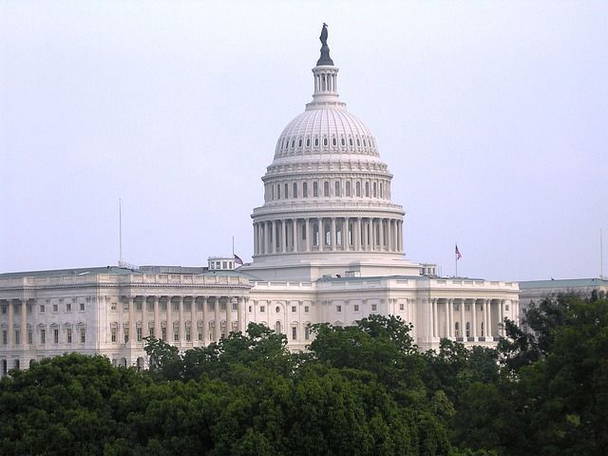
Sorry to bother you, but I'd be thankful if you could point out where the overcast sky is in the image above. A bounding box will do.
[1,1,607,281]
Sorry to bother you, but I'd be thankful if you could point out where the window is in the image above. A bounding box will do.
[80,302,85,312]
[275,306,280,313]
[291,306,297,312]
[14,360,19,370]
[304,326,310,340]
[313,182,319,197]
[54,329,59,344]
[40,304,45,313]
[400,303,405,311]
[161,327,167,341]
[293,182,298,198]
[275,321,281,333]
[111,327,117,343]
[2,330,6,345]
[53,303,58,312]
[356,181,361,197]
[323,181,329,197]
[380,182,384,198]
[67,329,72,344]
[323,138,328,146]
[124,328,129,343]
[14,330,20,345]
[455,322,460,337]
[149,327,155,338]
[28,330,32,344]
[222,261,227,269]
[298,139,302,147]
[1,305,5,315]
[80,328,86,343]
[198,328,203,341]
[335,181,341,196]
[123,302,129,311]
[315,138,319,146]
[285,183,289,198]
[260,305,265,313]
[341,137,345,146]
[304,306,309,313]
[466,322,471,338]
[505,304,510,311]
[303,182,308,197]
[292,326,297,340]
[136,327,142,342]
[111,302,117,311]
[232,302,238,311]
[277,184,281,199]
[454,304,460,311]
[354,304,359,312]
[248,305,252,312]
[373,182,377,197]
[465,304,471,311]
[357,138,360,146]
[136,302,142,311]
[306,138,310,147]
[365,182,370,197]
[336,305,342,313]
[185,326,191,342]
[174,329,179,342]
[371,304,377,311]
[346,181,351,196]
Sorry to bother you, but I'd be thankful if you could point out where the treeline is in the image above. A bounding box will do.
[0,293,606,455]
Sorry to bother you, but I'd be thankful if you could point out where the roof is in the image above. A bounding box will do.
[519,277,608,289]
[0,265,218,280]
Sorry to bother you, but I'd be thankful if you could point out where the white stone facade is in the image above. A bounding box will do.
[0,30,519,375]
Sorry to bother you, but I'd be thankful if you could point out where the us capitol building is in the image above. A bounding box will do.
[0,27,519,375]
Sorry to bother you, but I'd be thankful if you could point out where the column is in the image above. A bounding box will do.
[433,298,438,339]
[292,219,298,252]
[271,220,276,254]
[178,297,184,345]
[201,296,207,343]
[484,299,490,339]
[397,221,402,251]
[214,297,220,342]
[499,300,505,336]
[237,297,243,333]
[263,222,269,254]
[7,300,14,348]
[379,219,385,251]
[21,299,27,346]
[128,297,135,347]
[356,218,362,251]
[142,297,149,339]
[166,297,173,343]
[448,299,454,338]
[191,297,196,343]
[319,219,324,251]
[460,299,465,340]
[153,297,160,340]
[370,219,376,251]
[305,218,311,252]
[472,299,477,341]
[344,218,350,251]
[387,220,393,251]
[331,218,336,251]
[226,297,232,335]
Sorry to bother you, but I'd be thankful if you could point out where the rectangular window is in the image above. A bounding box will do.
[40,304,45,313]
[465,304,470,311]
[198,329,203,341]
[80,328,86,343]
[111,302,117,311]
[54,329,59,344]
[161,327,167,341]
[66,303,72,312]
[111,327,117,343]
[28,331,32,345]
[136,327,142,342]
[292,326,297,340]
[15,330,20,345]
[232,302,238,311]
[149,327,155,338]
[303,182,308,197]
[40,329,46,344]
[304,306,309,313]
[293,182,298,198]
[67,329,72,344]
[185,327,191,342]
[53,304,58,312]
[123,302,129,311]
[354,304,359,312]
[136,302,142,311]
[291,306,297,312]
[2,330,6,345]
[80,303,85,311]
[304,326,310,340]
[399,303,405,311]
[248,305,252,312]
[371,304,377,311]
[174,328,179,342]
[336,305,342,313]
[313,182,319,197]
[505,304,510,311]
[124,328,129,343]
[260,306,265,313]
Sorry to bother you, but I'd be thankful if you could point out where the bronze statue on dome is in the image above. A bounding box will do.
[317,23,334,66]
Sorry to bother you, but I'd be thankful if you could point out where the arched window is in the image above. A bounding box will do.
[275,321,282,334]
[323,181,330,197]
[276,306,281,313]
[363,139,367,147]
[303,182,308,197]
[315,138,319,146]
[313,181,319,197]
[373,182,377,197]
[277,184,281,199]
[293,182,298,198]
[349,138,353,146]
[298,139,302,147]
[341,137,345,146]
[334,181,341,196]
[357,138,360,146]
[356,181,361,197]
[291,140,295,148]
[284,183,289,198]
[345,181,351,196]
[306,138,310,147]
[332,137,337,146]
[365,181,370,197]
[380,182,383,198]
[323,138,328,146]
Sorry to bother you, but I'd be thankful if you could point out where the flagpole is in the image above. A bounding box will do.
[232,235,235,257]
[455,249,458,277]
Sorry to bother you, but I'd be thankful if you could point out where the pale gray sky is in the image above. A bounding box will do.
[1,1,607,280]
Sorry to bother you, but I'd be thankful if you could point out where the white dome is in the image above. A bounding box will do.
[274,108,378,159]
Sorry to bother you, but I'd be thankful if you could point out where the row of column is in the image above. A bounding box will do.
[0,299,29,349]
[253,217,403,255]
[116,295,246,346]
[429,298,516,341]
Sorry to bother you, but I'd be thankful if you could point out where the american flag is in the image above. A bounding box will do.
[455,244,462,260]
[233,254,244,266]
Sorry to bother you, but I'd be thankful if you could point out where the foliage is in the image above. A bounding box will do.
[1,296,606,455]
